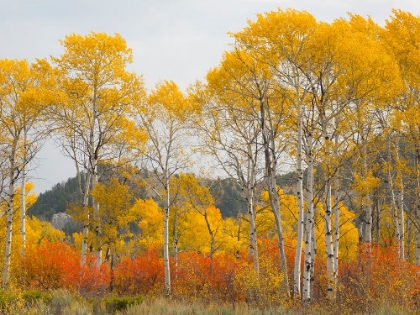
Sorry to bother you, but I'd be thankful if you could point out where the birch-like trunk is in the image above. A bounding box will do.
[387,140,405,259]
[81,171,92,266]
[324,179,336,300]
[374,197,381,245]
[269,179,290,297]
[247,187,259,273]
[362,151,373,244]
[172,215,179,269]
[398,177,405,260]
[302,132,314,302]
[294,103,304,298]
[332,133,340,291]
[20,165,27,254]
[92,168,102,267]
[2,143,17,289]
[260,98,290,297]
[322,123,336,300]
[246,143,259,273]
[163,173,171,296]
[20,129,28,255]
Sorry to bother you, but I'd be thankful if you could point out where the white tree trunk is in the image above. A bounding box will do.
[294,103,304,297]
[362,152,373,244]
[81,171,92,266]
[398,176,405,260]
[322,122,336,300]
[163,174,171,296]
[92,168,102,267]
[333,133,340,290]
[2,145,17,289]
[302,132,314,302]
[324,179,336,300]
[20,165,27,254]
[247,188,259,273]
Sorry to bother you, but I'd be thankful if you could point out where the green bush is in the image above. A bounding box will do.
[105,296,143,313]
[22,289,52,304]
[0,289,16,309]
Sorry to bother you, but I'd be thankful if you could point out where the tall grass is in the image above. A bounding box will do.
[0,290,417,315]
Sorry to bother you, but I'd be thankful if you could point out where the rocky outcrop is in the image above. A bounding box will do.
[51,212,73,231]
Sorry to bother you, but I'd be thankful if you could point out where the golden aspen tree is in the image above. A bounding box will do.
[234,9,318,299]
[137,80,192,296]
[204,36,292,295]
[51,32,146,266]
[199,51,265,275]
[291,17,400,300]
[0,58,54,288]
[383,10,420,265]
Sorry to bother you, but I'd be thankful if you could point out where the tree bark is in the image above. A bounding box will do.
[294,102,304,298]
[163,173,171,296]
[2,140,17,289]
[302,132,314,302]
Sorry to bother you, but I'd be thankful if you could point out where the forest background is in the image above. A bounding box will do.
[1,4,420,315]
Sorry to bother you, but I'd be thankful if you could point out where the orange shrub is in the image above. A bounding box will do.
[113,250,164,295]
[18,240,109,294]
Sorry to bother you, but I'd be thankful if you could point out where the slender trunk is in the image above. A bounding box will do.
[245,143,259,273]
[2,144,17,289]
[388,140,403,256]
[310,210,316,297]
[81,172,92,266]
[172,214,179,270]
[398,176,405,260]
[362,150,373,244]
[20,165,27,254]
[375,196,381,245]
[302,132,314,302]
[260,97,290,297]
[322,123,336,300]
[406,205,411,261]
[92,167,102,267]
[247,189,259,273]
[324,179,336,299]
[333,132,340,291]
[294,103,304,297]
[163,174,171,296]
[203,210,216,276]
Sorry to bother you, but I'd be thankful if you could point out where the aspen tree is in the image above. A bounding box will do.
[200,51,265,274]
[138,80,192,296]
[301,17,399,299]
[235,9,318,298]
[384,10,420,265]
[51,32,145,266]
[206,43,291,295]
[0,59,53,288]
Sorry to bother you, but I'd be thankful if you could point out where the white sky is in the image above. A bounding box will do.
[1,0,419,193]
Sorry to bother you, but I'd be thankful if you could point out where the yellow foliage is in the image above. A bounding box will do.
[131,198,164,251]
[352,171,381,195]
[315,200,359,261]
[26,216,65,245]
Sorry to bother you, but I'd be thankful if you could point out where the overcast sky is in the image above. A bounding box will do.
[1,0,419,193]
